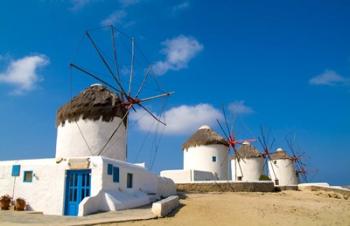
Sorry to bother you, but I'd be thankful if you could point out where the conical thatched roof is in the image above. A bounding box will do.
[182,125,229,150]
[232,142,262,159]
[56,84,127,127]
[270,148,291,160]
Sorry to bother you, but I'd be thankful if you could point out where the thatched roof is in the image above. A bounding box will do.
[232,142,262,159]
[56,84,127,127]
[182,125,229,150]
[270,148,291,160]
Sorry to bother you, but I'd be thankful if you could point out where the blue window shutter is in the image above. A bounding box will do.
[107,164,113,175]
[113,167,119,182]
[12,165,21,176]
[23,171,33,183]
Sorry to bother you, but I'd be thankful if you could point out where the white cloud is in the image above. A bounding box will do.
[172,1,190,12]
[0,55,49,95]
[119,0,139,7]
[309,70,347,86]
[131,104,222,135]
[228,101,254,115]
[153,35,203,76]
[101,10,127,26]
[69,0,92,11]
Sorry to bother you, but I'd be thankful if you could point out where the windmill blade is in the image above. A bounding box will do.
[85,31,127,96]
[233,147,245,179]
[140,92,174,103]
[257,136,265,149]
[97,108,130,156]
[70,63,121,93]
[137,103,166,126]
[233,146,246,163]
[222,106,232,138]
[128,37,135,96]
[260,126,269,150]
[110,25,121,84]
[135,65,152,98]
[270,138,276,151]
[236,139,256,144]
[216,119,229,139]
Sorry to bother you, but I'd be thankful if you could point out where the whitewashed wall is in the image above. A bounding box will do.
[268,159,298,186]
[79,157,176,216]
[56,117,126,161]
[160,169,215,183]
[183,144,229,180]
[0,157,103,215]
[0,156,176,216]
[231,157,264,181]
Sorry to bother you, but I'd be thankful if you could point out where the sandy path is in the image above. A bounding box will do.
[97,190,350,226]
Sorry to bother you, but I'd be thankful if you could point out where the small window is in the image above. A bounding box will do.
[275,179,279,185]
[127,173,133,188]
[237,176,242,181]
[23,171,33,183]
[273,160,277,164]
[12,165,21,176]
[212,156,216,162]
[113,167,120,183]
[107,164,113,175]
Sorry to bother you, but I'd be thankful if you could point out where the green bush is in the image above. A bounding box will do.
[259,175,271,181]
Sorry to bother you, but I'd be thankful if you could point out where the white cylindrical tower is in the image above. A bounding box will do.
[182,125,229,180]
[268,148,298,186]
[55,84,127,161]
[231,141,264,181]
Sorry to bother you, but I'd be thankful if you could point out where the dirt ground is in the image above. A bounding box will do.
[98,190,350,226]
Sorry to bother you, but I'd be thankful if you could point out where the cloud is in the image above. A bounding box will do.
[153,35,203,76]
[309,70,348,86]
[100,0,141,26]
[69,0,92,11]
[0,55,49,95]
[172,1,190,12]
[119,0,139,7]
[101,10,127,26]
[228,101,254,115]
[130,104,222,135]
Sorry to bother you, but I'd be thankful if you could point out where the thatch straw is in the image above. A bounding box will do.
[270,149,291,160]
[232,143,262,159]
[182,127,229,150]
[56,85,127,127]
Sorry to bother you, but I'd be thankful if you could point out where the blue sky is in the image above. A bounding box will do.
[0,0,349,185]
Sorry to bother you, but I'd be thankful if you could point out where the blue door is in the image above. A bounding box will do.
[64,169,91,216]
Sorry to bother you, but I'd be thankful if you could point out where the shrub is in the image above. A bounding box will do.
[259,175,271,181]
[15,198,26,211]
[0,195,12,210]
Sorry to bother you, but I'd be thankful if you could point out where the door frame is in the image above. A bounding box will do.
[64,169,91,216]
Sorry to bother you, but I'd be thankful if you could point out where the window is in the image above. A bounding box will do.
[273,160,277,164]
[107,164,113,175]
[275,179,279,185]
[113,167,119,183]
[12,165,21,176]
[23,171,33,183]
[127,173,133,188]
[212,156,216,162]
[237,176,242,181]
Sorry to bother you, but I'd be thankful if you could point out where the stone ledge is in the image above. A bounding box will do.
[176,181,275,193]
[152,196,179,217]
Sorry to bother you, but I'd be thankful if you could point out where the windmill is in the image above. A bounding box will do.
[258,127,279,184]
[285,135,309,183]
[216,107,255,181]
[68,25,173,159]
